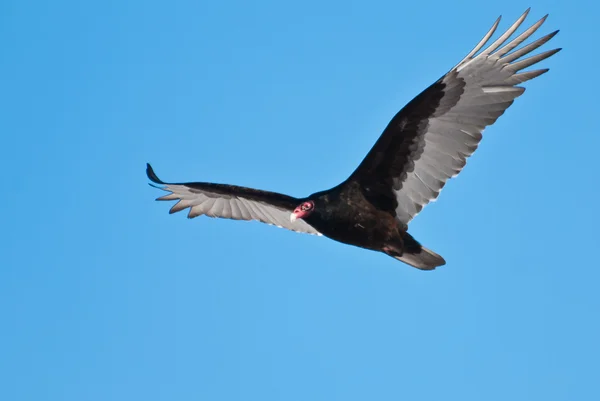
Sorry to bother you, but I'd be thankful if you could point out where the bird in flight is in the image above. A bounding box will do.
[147,9,560,270]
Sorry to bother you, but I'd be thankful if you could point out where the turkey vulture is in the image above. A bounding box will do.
[147,9,560,270]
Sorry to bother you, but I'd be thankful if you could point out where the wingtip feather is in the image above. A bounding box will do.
[146,163,166,185]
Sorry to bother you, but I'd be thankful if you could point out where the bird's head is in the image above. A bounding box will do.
[290,200,315,222]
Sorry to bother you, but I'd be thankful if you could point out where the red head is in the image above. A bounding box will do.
[290,201,314,222]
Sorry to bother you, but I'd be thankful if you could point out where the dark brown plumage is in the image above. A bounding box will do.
[147,9,560,270]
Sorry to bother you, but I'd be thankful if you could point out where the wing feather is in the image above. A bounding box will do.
[350,9,560,226]
[146,164,321,235]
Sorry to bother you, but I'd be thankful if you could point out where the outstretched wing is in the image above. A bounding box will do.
[146,164,321,235]
[350,9,560,227]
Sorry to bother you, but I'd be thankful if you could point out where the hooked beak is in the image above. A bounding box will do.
[291,203,312,222]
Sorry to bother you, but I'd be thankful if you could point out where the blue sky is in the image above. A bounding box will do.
[1,0,598,400]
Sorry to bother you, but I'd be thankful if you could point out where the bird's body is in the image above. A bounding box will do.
[147,9,560,270]
[302,181,403,252]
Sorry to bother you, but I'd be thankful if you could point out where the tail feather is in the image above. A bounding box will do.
[393,232,446,270]
[392,246,446,270]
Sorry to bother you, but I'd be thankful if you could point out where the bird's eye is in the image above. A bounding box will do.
[302,202,312,211]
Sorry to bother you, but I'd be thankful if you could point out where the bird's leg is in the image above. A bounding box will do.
[382,241,404,257]
[382,227,406,257]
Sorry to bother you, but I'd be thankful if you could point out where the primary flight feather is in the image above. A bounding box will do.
[147,9,560,270]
